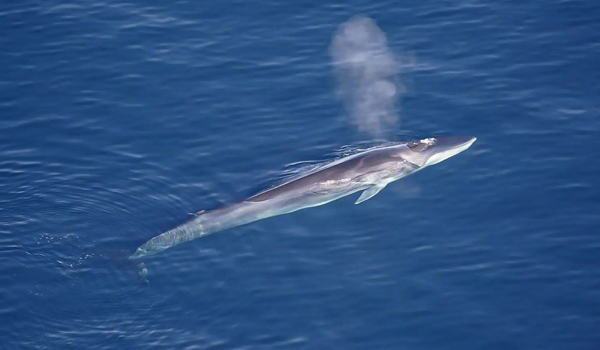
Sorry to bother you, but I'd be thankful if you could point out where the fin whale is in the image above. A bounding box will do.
[131,136,476,259]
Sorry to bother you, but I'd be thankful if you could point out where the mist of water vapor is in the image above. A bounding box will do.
[330,16,404,139]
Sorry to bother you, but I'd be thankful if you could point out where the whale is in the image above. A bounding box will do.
[131,135,476,259]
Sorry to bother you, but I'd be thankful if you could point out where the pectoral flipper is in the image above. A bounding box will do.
[354,184,386,204]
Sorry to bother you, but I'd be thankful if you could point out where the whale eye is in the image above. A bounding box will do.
[407,141,419,149]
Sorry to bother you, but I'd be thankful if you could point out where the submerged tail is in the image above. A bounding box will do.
[102,249,150,285]
[130,201,267,259]
[130,217,206,259]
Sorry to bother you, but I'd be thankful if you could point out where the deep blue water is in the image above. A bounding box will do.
[2,1,600,349]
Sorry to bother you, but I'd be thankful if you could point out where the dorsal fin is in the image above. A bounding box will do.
[195,210,206,216]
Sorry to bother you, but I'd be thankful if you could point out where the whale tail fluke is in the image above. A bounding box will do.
[101,249,150,285]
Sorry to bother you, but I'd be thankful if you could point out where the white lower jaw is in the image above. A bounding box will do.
[424,138,476,167]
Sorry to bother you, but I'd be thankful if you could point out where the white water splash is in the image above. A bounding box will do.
[330,16,405,139]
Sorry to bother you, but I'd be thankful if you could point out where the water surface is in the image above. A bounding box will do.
[1,0,600,349]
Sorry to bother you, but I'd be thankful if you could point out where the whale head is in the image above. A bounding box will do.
[398,135,477,168]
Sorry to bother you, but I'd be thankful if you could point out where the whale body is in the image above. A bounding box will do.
[131,135,476,259]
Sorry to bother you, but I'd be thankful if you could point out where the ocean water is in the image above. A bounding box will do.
[1,0,600,349]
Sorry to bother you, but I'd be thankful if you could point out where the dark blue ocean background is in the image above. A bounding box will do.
[2,0,600,349]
